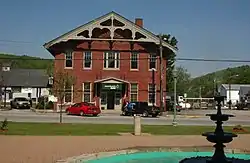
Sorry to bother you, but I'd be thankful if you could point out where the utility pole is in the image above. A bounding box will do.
[172,66,177,126]
[199,86,202,109]
[228,83,231,109]
[152,68,156,107]
[159,34,164,113]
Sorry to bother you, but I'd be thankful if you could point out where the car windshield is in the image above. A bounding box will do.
[72,103,81,107]
[16,98,28,101]
[83,102,94,106]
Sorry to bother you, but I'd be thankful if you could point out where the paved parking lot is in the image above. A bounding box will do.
[1,109,250,126]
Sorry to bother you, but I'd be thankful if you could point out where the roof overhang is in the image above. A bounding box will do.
[43,11,177,54]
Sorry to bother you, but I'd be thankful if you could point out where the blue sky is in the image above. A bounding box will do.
[0,0,249,77]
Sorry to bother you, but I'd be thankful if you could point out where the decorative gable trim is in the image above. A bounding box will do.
[44,11,177,53]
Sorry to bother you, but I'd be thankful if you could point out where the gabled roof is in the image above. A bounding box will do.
[1,69,49,87]
[221,84,250,90]
[43,11,177,53]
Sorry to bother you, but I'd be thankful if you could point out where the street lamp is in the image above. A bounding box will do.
[172,66,177,126]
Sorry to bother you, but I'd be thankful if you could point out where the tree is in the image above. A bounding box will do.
[173,66,191,95]
[53,70,76,123]
[161,34,178,93]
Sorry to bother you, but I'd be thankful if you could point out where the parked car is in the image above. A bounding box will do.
[10,97,31,109]
[122,101,161,117]
[66,102,101,116]
[167,101,182,112]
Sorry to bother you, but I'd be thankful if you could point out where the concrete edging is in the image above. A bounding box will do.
[56,149,139,163]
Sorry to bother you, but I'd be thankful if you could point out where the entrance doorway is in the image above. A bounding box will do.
[107,92,115,110]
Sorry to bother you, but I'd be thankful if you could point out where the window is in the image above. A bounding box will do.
[148,84,156,104]
[65,51,73,68]
[64,85,72,103]
[130,83,138,102]
[149,54,157,70]
[83,82,91,102]
[84,51,92,69]
[100,93,107,105]
[115,93,122,105]
[104,51,120,69]
[130,52,138,70]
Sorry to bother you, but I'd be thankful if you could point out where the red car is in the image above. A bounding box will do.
[66,102,101,116]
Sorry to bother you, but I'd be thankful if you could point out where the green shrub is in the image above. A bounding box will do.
[36,101,54,110]
[1,118,8,130]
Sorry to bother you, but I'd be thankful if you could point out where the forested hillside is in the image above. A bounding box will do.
[186,65,250,97]
[0,53,53,69]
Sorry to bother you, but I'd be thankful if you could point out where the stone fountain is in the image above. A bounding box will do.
[180,95,250,163]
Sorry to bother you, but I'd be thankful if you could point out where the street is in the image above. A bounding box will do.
[0,109,250,126]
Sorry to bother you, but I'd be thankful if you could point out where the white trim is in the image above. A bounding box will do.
[64,50,73,69]
[103,51,120,70]
[148,53,157,71]
[130,52,139,71]
[94,77,129,83]
[148,83,156,105]
[83,51,92,70]
[64,85,73,104]
[82,82,92,102]
[130,83,138,102]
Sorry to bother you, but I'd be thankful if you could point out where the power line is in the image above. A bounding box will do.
[0,39,34,44]
[176,58,250,63]
[0,57,249,63]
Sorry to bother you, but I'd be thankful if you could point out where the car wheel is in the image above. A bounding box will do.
[93,114,98,117]
[152,114,157,117]
[142,111,149,117]
[66,110,70,115]
[79,111,84,116]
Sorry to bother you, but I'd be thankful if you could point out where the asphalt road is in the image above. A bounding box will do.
[0,109,250,126]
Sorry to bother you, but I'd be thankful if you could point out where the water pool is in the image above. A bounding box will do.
[84,151,250,163]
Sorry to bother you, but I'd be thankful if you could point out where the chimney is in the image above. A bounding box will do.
[135,18,143,27]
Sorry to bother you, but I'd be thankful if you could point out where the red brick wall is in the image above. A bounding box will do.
[53,41,167,107]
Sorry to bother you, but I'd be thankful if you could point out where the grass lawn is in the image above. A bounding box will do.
[0,122,249,136]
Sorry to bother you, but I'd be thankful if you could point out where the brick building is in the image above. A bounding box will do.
[44,11,177,111]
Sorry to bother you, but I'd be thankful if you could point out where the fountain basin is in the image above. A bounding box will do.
[206,114,234,121]
[202,132,237,143]
[84,151,250,163]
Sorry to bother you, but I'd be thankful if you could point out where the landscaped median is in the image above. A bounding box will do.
[0,122,250,135]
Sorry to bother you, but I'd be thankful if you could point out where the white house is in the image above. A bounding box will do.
[218,84,250,105]
[0,64,52,104]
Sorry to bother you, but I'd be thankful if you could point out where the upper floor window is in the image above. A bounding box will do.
[130,52,138,70]
[65,51,73,68]
[83,51,92,69]
[149,54,157,70]
[104,51,120,69]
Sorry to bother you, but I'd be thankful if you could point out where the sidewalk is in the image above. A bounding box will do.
[0,135,250,163]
